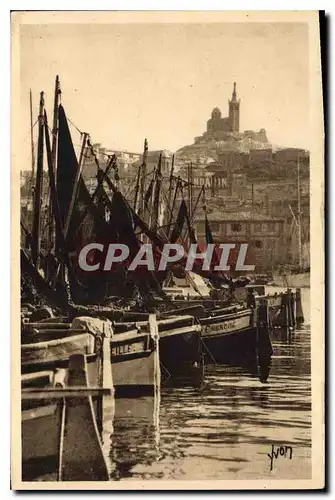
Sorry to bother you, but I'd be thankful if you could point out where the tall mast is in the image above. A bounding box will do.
[151,152,162,230]
[48,75,61,252]
[31,91,45,267]
[167,177,180,238]
[51,75,61,175]
[297,152,302,269]
[187,163,191,216]
[29,90,35,179]
[166,154,175,226]
[44,110,66,258]
[139,138,148,214]
[134,138,148,214]
[25,89,35,232]
[190,161,193,217]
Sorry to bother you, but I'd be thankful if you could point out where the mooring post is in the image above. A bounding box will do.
[277,292,290,335]
[285,290,294,343]
[295,288,305,324]
[97,321,114,436]
[286,289,294,331]
[149,314,161,392]
[288,289,296,329]
[247,288,256,309]
[257,298,273,383]
[284,293,290,336]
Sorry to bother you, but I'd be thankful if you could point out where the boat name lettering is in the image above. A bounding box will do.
[205,321,236,333]
[112,344,133,356]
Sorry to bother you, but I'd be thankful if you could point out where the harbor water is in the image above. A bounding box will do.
[105,288,311,481]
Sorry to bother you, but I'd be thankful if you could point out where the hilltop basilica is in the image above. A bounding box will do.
[193,82,268,148]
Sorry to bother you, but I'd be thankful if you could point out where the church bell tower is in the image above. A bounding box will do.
[228,82,240,133]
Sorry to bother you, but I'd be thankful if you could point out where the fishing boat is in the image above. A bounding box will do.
[200,301,272,382]
[113,314,204,387]
[156,315,203,387]
[21,321,113,481]
[200,306,255,362]
[70,315,160,397]
[157,274,272,380]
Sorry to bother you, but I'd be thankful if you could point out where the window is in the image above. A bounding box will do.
[211,222,220,232]
[231,223,242,232]
[254,223,262,233]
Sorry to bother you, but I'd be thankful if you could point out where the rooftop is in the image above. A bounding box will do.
[202,211,284,222]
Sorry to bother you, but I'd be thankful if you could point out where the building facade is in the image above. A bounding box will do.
[194,211,285,273]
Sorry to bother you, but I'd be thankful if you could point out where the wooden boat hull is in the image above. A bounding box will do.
[21,372,110,481]
[158,317,204,387]
[111,330,158,397]
[21,327,112,481]
[21,333,100,388]
[200,309,257,366]
[22,400,62,481]
[113,315,204,388]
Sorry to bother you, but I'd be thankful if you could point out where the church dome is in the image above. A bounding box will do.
[211,107,222,119]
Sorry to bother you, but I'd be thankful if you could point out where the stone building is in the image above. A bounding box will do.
[217,150,244,169]
[141,150,173,177]
[249,148,273,164]
[274,148,308,163]
[194,211,286,273]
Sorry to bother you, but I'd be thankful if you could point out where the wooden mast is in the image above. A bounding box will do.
[187,162,191,216]
[151,152,162,230]
[44,111,67,259]
[297,152,302,269]
[29,90,35,180]
[166,154,175,226]
[167,176,180,238]
[139,138,148,215]
[24,89,35,244]
[190,161,193,217]
[51,75,61,173]
[31,91,45,268]
[134,138,148,214]
[47,76,61,255]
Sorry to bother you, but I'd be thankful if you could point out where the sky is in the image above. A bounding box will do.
[18,20,309,168]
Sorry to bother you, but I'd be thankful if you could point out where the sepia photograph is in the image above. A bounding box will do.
[11,10,324,490]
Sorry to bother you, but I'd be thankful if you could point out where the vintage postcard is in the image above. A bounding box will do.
[11,10,324,490]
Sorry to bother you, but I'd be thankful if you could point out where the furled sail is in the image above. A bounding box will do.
[170,200,188,244]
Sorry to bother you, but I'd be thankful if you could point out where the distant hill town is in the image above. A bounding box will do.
[175,82,309,182]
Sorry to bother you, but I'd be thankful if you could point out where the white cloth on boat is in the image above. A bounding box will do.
[71,317,114,338]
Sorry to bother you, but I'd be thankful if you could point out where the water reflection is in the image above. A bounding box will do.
[107,394,161,480]
[105,289,311,480]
